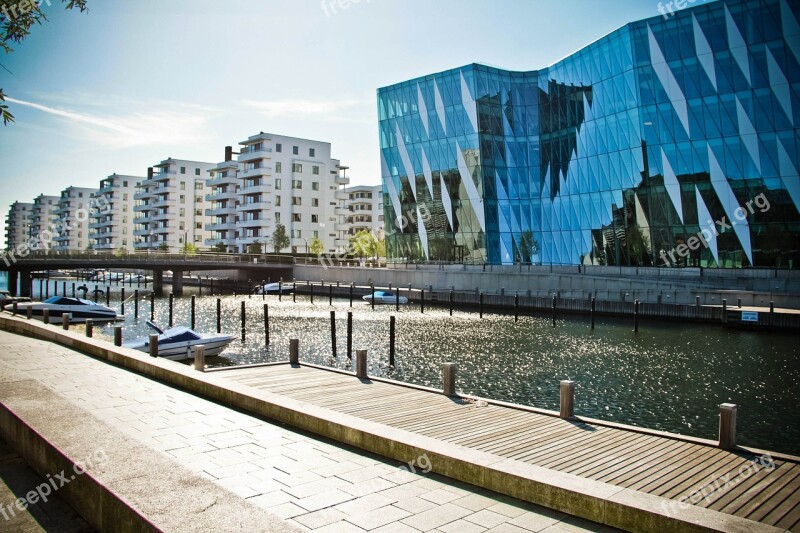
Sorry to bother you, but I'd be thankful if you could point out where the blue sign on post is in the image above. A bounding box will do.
[741,311,759,322]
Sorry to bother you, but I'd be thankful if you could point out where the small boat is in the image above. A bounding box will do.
[362,290,409,305]
[16,296,122,323]
[0,290,30,309]
[123,321,234,360]
[252,282,294,295]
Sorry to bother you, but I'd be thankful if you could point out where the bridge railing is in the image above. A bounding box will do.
[17,251,296,265]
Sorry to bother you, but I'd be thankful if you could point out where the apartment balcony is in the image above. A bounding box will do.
[97,183,119,195]
[206,190,238,202]
[335,238,350,247]
[133,190,156,201]
[133,228,154,237]
[235,236,265,246]
[152,226,171,235]
[150,211,173,222]
[91,229,116,240]
[239,183,272,195]
[241,166,272,179]
[207,174,238,187]
[88,220,113,230]
[335,206,350,216]
[335,189,349,201]
[205,237,232,247]
[335,176,350,185]
[148,197,170,209]
[205,206,236,217]
[237,147,273,163]
[334,221,349,231]
[239,217,267,228]
[205,222,236,232]
[53,205,70,215]
[237,201,271,211]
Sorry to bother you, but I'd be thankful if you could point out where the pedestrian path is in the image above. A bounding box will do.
[0,329,615,532]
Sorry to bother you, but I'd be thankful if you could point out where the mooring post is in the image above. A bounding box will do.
[329,285,333,306]
[279,280,283,302]
[293,280,297,303]
[420,289,425,314]
[634,299,639,332]
[62,281,66,296]
[737,297,742,308]
[347,283,352,307]
[62,313,70,330]
[85,319,93,338]
[106,287,110,306]
[479,292,484,318]
[330,310,337,358]
[248,280,252,299]
[355,349,367,379]
[149,334,159,358]
[394,290,399,312]
[93,284,98,303]
[347,311,353,359]
[449,290,454,316]
[40,279,44,299]
[71,282,75,298]
[289,338,299,365]
[310,283,314,304]
[168,293,174,327]
[194,345,205,372]
[11,301,17,316]
[514,293,519,322]
[26,305,32,320]
[114,326,122,347]
[389,315,396,367]
[370,283,375,310]
[210,278,214,295]
[722,299,727,324]
[216,298,221,333]
[442,363,457,396]
[591,297,596,330]
[121,288,125,316]
[43,308,50,325]
[261,303,269,345]
[132,289,138,319]
[719,403,737,450]
[241,301,246,342]
[190,295,196,330]
[552,295,557,327]
[560,380,575,419]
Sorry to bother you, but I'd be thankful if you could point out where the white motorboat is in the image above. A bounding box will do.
[16,296,122,323]
[362,290,409,305]
[123,321,235,360]
[252,282,294,295]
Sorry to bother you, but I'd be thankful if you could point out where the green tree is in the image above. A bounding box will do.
[375,237,386,258]
[309,236,325,255]
[270,224,289,253]
[113,245,127,257]
[1,0,89,125]
[158,242,169,252]
[181,242,197,256]
[212,242,226,253]
[248,241,262,254]
[349,230,378,260]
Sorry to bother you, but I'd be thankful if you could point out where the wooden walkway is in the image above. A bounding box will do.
[219,364,800,531]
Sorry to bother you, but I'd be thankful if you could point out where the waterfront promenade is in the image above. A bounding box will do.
[0,325,616,532]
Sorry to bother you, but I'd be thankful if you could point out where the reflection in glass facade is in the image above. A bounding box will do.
[378,0,800,267]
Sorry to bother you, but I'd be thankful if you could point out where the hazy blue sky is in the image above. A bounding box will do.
[0,0,680,248]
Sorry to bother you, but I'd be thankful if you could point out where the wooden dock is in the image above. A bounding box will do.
[217,363,800,531]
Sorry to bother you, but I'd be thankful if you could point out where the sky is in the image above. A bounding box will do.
[0,0,672,248]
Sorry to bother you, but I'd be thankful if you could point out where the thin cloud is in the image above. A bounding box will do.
[6,97,214,149]
[242,98,369,119]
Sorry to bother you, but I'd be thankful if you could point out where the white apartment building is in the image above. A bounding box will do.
[90,174,142,252]
[52,186,98,252]
[5,201,33,251]
[133,158,214,252]
[344,184,384,238]
[205,133,350,254]
[30,194,59,251]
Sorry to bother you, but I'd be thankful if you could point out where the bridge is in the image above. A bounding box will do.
[0,252,295,297]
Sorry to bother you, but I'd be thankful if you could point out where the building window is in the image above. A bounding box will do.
[180,195,186,203]
[309,148,315,157]
[195,181,203,189]
[292,213,301,222]
[291,229,301,238]
[195,209,202,216]
[195,168,200,176]
[179,222,185,230]
[195,196,202,203]
[275,212,281,223]
[275,162,282,173]
[312,165,319,175]
[180,166,186,174]
[292,180,302,189]
[275,178,281,190]
[275,196,281,206]
[195,222,202,229]
[292,197,301,206]
[180,182,186,190]
[275,143,281,153]
[123,181,128,187]
[123,193,128,201]
[180,208,185,217]
[312,182,319,191]
[292,146,298,155]
[312,198,319,207]
[194,235,201,242]
[313,230,319,238]
[292,163,302,173]
[311,214,318,223]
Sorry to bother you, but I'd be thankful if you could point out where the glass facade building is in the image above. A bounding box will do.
[377,0,800,267]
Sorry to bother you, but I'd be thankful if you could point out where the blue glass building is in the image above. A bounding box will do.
[377,0,800,267]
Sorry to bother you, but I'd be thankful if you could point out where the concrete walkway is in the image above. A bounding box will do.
[0,329,616,532]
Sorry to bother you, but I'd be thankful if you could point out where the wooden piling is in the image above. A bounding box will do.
[330,310,337,358]
[479,292,484,318]
[168,293,174,327]
[719,403,737,450]
[310,283,314,304]
[216,298,221,333]
[289,339,299,365]
[62,313,70,330]
[114,326,122,347]
[264,304,270,345]
[552,295,556,327]
[560,380,575,419]
[43,308,50,325]
[389,315,396,367]
[149,334,159,357]
[71,282,75,298]
[395,290,400,311]
[420,289,425,314]
[241,301,246,342]
[590,297,596,330]
[194,345,205,372]
[106,287,110,306]
[26,305,32,320]
[634,300,639,332]
[329,285,333,306]
[134,290,139,319]
[150,292,155,320]
[121,288,125,316]
[355,349,367,379]
[349,283,353,307]
[293,280,297,303]
[279,281,283,302]
[85,319,93,338]
[514,293,519,322]
[347,311,353,360]
[62,281,66,297]
[11,301,17,316]
[190,295,196,330]
[442,363,457,396]
[371,283,375,310]
[449,290,454,316]
[722,299,727,324]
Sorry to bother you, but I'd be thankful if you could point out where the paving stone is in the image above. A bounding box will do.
[283,475,351,499]
[263,501,306,519]
[439,519,489,533]
[508,511,561,531]
[464,509,509,529]
[451,493,499,512]
[485,502,529,518]
[392,495,438,514]
[294,488,356,512]
[293,507,350,529]
[313,521,367,533]
[399,502,472,531]
[419,488,463,505]
[335,492,398,516]
[346,504,412,530]
[341,476,396,497]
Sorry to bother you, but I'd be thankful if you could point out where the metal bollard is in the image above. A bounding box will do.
[190,295,196,330]
[719,403,737,450]
[264,304,270,345]
[347,311,353,359]
[26,305,32,320]
[12,301,17,316]
[149,334,159,357]
[62,313,70,330]
[355,349,367,379]
[389,315,396,367]
[442,363,457,396]
[85,319,93,338]
[43,308,50,324]
[194,345,205,372]
[560,380,575,419]
[289,338,299,365]
[330,310,337,358]
[114,326,123,347]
